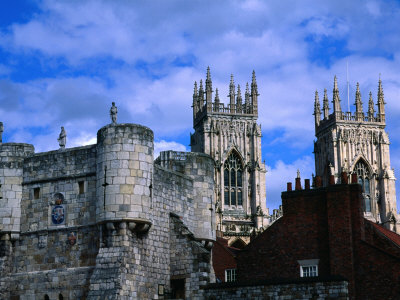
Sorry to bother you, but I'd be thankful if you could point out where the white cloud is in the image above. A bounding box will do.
[266,156,315,210]
[154,140,187,159]
[1,0,400,210]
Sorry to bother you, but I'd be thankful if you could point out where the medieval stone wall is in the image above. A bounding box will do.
[0,123,215,299]
[203,280,349,299]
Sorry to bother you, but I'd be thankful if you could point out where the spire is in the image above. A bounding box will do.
[377,78,386,123]
[198,79,204,110]
[368,91,375,121]
[323,88,329,119]
[354,82,364,121]
[245,82,250,114]
[332,75,342,118]
[251,70,259,115]
[214,88,220,112]
[236,84,243,113]
[229,74,236,113]
[205,67,213,112]
[314,90,321,126]
[193,81,198,115]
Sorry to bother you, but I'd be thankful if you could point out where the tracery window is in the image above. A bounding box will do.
[355,160,371,212]
[224,152,243,207]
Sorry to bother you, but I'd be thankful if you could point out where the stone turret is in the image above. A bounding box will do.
[96,123,153,233]
[0,142,34,240]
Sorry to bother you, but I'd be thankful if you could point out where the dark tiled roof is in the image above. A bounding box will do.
[370,220,400,247]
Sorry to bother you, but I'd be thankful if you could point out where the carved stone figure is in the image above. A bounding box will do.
[0,122,3,143]
[110,102,118,124]
[58,126,67,149]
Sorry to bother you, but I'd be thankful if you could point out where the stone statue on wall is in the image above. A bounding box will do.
[58,126,67,149]
[0,122,3,143]
[110,102,118,124]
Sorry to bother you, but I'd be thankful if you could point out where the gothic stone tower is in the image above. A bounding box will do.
[191,68,269,245]
[314,77,398,231]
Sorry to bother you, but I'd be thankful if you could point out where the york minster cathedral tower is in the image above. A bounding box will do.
[191,68,269,246]
[314,77,398,231]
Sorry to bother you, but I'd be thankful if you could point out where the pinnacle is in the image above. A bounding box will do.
[334,75,338,90]
[206,66,212,83]
[252,70,257,85]
[215,88,220,100]
[193,81,198,95]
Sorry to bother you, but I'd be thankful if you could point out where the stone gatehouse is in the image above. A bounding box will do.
[0,118,215,299]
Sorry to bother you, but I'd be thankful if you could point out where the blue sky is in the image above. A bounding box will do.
[1,0,400,211]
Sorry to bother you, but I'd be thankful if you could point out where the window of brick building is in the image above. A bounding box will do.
[298,259,319,278]
[224,152,243,207]
[225,268,237,282]
[301,265,318,277]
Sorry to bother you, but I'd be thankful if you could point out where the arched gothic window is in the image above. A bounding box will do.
[354,160,371,212]
[224,152,243,207]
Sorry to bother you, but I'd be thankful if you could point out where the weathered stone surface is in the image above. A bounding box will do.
[0,123,215,299]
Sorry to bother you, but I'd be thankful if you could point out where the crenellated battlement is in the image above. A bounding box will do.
[193,68,259,126]
[314,77,386,135]
[313,76,398,232]
[0,104,216,299]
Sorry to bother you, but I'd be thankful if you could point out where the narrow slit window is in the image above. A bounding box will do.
[78,181,85,194]
[34,187,40,199]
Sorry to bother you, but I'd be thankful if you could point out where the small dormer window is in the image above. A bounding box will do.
[298,259,319,277]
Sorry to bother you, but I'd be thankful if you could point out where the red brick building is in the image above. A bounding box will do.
[236,180,400,299]
[212,236,239,283]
